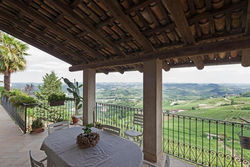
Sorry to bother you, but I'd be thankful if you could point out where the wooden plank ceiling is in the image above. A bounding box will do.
[0,0,250,74]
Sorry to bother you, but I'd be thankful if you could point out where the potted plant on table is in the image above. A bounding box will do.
[30,118,44,134]
[76,124,100,149]
[48,93,66,106]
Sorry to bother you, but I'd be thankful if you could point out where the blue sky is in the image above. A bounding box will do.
[2,44,250,83]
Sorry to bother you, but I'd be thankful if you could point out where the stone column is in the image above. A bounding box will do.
[143,59,163,165]
[83,69,96,125]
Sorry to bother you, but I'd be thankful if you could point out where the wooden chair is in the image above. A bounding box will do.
[29,151,47,167]
[48,121,70,135]
[102,125,120,136]
[125,113,143,145]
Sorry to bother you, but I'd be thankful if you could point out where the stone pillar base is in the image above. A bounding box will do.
[143,153,168,167]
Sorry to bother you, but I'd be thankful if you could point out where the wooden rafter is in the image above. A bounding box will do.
[69,37,250,71]
[2,0,104,60]
[241,49,250,67]
[125,0,160,13]
[0,0,248,73]
[0,10,87,63]
[44,0,124,56]
[114,67,124,74]
[162,61,170,72]
[134,64,143,73]
[246,0,250,34]
[170,56,241,68]
[191,56,204,70]
[162,0,203,69]
[103,0,154,51]
[162,0,195,45]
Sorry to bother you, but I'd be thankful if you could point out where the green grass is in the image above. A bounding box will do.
[163,96,250,121]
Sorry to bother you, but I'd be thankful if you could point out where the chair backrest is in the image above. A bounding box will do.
[133,113,143,126]
[48,121,69,135]
[29,151,44,167]
[102,125,120,136]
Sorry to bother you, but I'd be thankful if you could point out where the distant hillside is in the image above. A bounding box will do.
[11,82,250,101]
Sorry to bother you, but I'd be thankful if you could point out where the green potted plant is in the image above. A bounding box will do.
[62,78,83,124]
[31,118,44,134]
[48,93,66,106]
[95,122,103,129]
[76,124,100,148]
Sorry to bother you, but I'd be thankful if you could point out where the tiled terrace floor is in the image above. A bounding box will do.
[0,105,195,167]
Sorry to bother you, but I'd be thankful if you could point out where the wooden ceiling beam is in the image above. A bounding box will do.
[96,17,115,29]
[97,56,241,73]
[245,0,250,34]
[134,64,143,73]
[103,0,154,51]
[69,37,250,71]
[162,61,170,72]
[125,0,160,13]
[191,56,204,70]
[0,10,87,63]
[114,67,124,74]
[162,0,195,45]
[170,56,241,68]
[2,0,104,60]
[241,49,250,67]
[44,0,123,56]
[0,23,75,65]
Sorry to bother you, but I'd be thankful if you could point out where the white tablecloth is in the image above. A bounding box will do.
[41,127,143,167]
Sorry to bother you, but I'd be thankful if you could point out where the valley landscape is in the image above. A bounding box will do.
[11,82,250,122]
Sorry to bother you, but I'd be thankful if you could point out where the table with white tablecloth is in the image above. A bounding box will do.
[41,127,143,167]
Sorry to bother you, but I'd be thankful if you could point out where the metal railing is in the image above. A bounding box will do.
[1,95,27,133]
[163,113,250,167]
[25,100,78,132]
[95,102,250,167]
[1,95,78,133]
[2,97,249,167]
[95,102,143,138]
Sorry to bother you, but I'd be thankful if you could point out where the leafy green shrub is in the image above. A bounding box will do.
[9,92,36,106]
[48,93,66,102]
[3,89,22,97]
[31,118,43,129]
[0,86,4,94]
[54,116,65,123]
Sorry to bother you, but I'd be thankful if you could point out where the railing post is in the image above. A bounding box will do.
[24,104,27,134]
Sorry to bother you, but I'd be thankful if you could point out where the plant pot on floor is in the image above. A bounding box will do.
[72,116,79,124]
[49,100,65,106]
[239,135,250,150]
[30,127,44,134]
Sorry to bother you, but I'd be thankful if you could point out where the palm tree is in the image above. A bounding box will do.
[0,32,29,90]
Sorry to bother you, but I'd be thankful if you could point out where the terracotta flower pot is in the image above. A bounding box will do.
[72,116,79,124]
[239,135,250,150]
[49,100,65,106]
[30,127,44,134]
